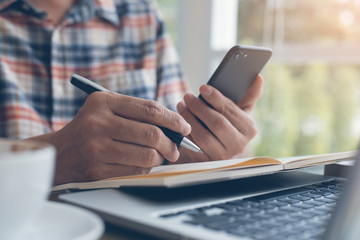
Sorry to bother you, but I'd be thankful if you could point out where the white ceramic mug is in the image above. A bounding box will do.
[0,139,56,240]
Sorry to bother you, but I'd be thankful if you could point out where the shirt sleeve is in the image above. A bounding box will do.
[149,2,190,112]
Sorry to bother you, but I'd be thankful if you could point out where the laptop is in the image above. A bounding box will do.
[59,154,360,240]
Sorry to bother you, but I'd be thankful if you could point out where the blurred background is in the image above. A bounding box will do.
[154,0,360,158]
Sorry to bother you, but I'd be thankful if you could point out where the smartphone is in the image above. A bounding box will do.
[203,45,272,103]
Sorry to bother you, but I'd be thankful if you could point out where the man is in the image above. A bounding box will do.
[0,0,263,185]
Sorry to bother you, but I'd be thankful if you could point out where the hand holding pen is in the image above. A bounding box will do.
[71,74,202,153]
[41,73,203,186]
[52,74,201,183]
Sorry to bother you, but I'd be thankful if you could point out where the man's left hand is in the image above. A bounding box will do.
[176,74,264,163]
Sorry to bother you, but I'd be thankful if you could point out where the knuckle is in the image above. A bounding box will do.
[246,117,257,138]
[144,126,163,145]
[212,118,228,130]
[249,126,257,139]
[77,110,106,133]
[222,103,237,118]
[144,100,164,119]
[143,148,162,168]
[81,139,101,156]
[81,139,109,159]
[172,112,183,127]
[103,91,117,106]
[87,91,106,105]
[131,167,151,176]
[83,114,101,128]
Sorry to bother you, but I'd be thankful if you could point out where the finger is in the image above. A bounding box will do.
[91,139,168,168]
[106,116,180,162]
[91,92,191,136]
[199,85,256,136]
[183,93,247,147]
[177,101,227,160]
[237,74,264,112]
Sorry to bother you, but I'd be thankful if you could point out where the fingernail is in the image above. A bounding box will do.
[183,122,191,135]
[177,101,185,114]
[176,102,191,135]
[200,85,212,96]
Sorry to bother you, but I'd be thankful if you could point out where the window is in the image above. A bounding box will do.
[153,0,179,44]
[156,0,360,157]
[237,0,360,157]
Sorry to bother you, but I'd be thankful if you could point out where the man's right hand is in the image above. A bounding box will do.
[31,92,191,185]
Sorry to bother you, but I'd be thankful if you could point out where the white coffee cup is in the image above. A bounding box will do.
[0,139,56,240]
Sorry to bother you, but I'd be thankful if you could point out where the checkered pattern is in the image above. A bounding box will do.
[0,0,189,139]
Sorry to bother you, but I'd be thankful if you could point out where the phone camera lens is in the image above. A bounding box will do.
[235,52,247,60]
[235,52,242,60]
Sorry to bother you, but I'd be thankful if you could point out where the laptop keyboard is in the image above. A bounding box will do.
[160,180,343,240]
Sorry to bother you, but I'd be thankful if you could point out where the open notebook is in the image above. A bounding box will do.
[52,151,356,191]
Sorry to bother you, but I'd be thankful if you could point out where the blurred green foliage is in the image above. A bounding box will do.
[254,63,359,157]
[239,0,360,156]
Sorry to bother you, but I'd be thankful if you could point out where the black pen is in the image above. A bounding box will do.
[70,74,202,153]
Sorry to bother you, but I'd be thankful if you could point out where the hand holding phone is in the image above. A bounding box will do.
[203,45,272,103]
[177,45,271,163]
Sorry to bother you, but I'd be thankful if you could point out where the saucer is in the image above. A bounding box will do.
[26,201,104,240]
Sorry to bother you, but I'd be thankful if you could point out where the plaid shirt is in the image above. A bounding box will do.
[0,0,188,139]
